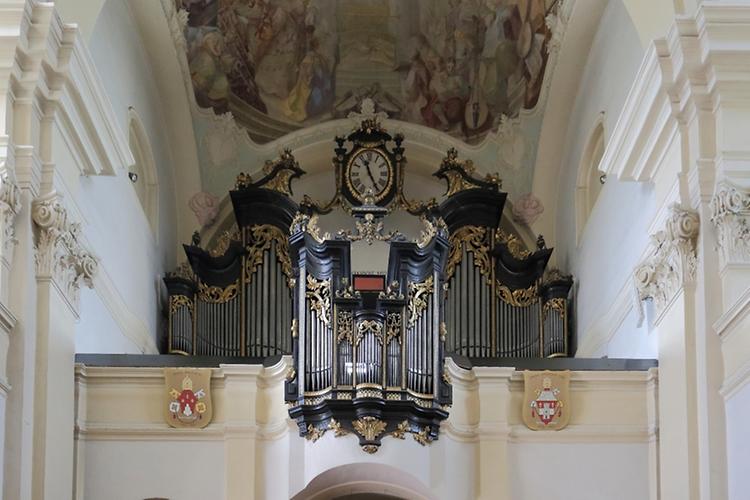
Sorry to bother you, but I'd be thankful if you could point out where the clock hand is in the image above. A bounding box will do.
[363,160,378,189]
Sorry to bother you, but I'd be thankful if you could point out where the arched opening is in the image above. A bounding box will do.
[292,463,434,500]
[128,108,159,236]
[575,116,606,244]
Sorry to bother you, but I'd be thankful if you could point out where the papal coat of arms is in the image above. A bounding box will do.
[164,368,213,429]
[522,370,571,431]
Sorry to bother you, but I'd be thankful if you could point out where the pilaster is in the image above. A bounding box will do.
[634,204,701,500]
[30,192,97,500]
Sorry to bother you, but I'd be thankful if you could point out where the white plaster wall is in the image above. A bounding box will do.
[81,440,225,500]
[553,0,655,358]
[726,382,750,500]
[75,289,142,354]
[606,307,658,358]
[61,0,179,353]
[508,442,651,500]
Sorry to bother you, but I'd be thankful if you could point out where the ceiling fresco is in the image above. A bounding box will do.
[178,0,560,144]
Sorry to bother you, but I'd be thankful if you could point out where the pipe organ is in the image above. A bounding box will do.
[164,113,572,452]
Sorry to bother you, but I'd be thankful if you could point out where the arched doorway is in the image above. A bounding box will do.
[292,463,434,500]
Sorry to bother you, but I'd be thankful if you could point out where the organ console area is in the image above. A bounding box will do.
[163,116,572,452]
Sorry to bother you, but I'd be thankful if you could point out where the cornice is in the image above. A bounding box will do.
[601,2,750,183]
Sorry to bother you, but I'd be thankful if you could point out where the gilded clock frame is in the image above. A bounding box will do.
[344,148,395,205]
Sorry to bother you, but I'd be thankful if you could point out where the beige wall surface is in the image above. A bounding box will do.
[74,359,657,500]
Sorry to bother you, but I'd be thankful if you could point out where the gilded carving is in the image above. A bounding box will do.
[407,276,434,326]
[378,280,403,300]
[305,424,325,442]
[336,310,353,344]
[415,216,448,248]
[244,224,293,287]
[386,313,402,344]
[335,278,360,299]
[356,320,383,346]
[445,226,490,282]
[338,212,400,245]
[543,298,566,319]
[209,226,240,257]
[412,426,433,446]
[291,318,298,338]
[290,213,329,244]
[306,275,332,326]
[167,261,195,281]
[328,418,349,437]
[391,420,409,439]
[495,229,531,259]
[169,295,193,315]
[352,416,387,442]
[496,283,537,307]
[197,280,239,303]
[261,149,303,196]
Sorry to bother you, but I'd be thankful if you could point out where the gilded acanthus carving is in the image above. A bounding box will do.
[634,204,699,316]
[407,276,433,326]
[0,171,21,259]
[710,181,750,267]
[306,275,331,326]
[32,194,98,311]
[244,224,294,287]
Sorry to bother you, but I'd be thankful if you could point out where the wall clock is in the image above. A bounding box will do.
[345,149,393,204]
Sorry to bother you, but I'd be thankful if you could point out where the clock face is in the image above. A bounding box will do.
[347,149,392,203]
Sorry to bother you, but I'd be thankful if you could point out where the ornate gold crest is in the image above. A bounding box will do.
[522,370,570,431]
[164,368,213,429]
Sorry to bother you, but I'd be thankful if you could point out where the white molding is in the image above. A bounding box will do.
[599,41,677,182]
[715,286,750,341]
[91,266,157,354]
[719,357,750,402]
[58,34,133,176]
[507,424,657,444]
[75,422,258,442]
[575,279,635,358]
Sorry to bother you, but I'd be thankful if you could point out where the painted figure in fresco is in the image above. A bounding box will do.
[251,0,306,100]
[282,38,333,122]
[179,0,557,144]
[188,30,235,111]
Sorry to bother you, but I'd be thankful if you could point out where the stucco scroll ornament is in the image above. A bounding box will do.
[188,191,220,227]
[710,181,750,268]
[512,193,544,226]
[0,171,21,259]
[633,204,699,324]
[32,194,98,312]
[347,98,388,129]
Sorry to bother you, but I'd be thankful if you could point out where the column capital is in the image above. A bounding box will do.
[31,192,97,313]
[0,170,21,257]
[710,181,750,270]
[634,204,699,320]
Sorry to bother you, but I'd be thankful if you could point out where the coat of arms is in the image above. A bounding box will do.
[522,370,570,430]
[164,368,213,429]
